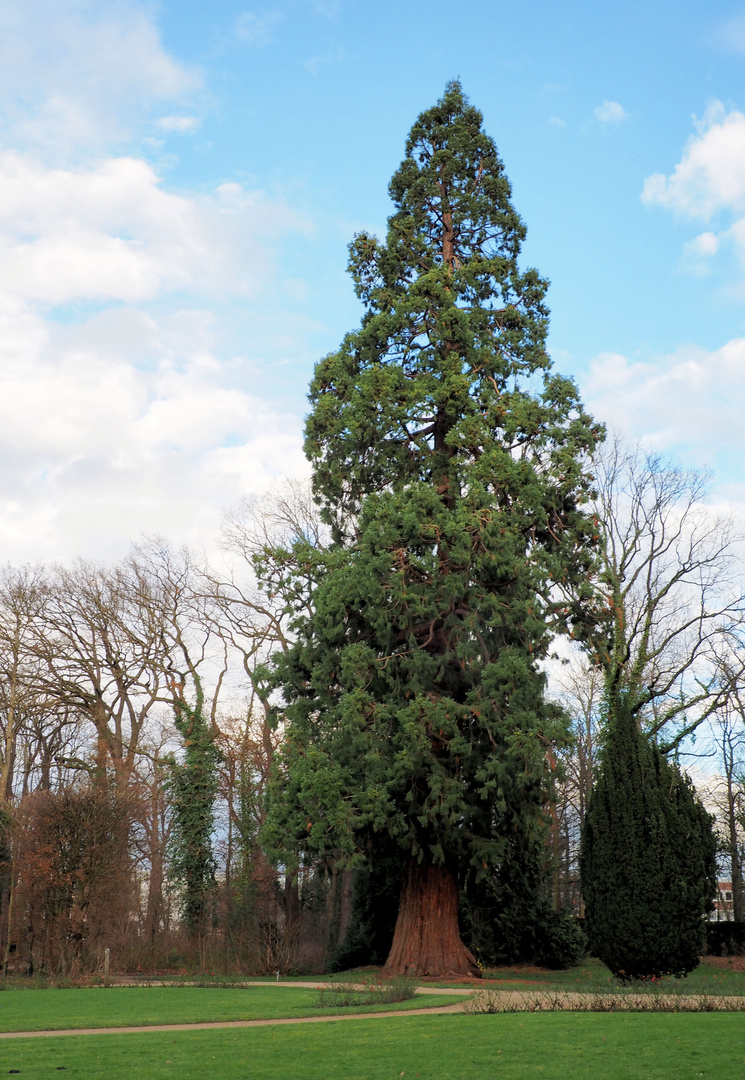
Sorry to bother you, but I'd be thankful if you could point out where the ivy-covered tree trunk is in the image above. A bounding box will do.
[264,82,602,977]
[168,680,220,944]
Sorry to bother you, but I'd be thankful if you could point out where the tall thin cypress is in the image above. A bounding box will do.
[580,694,717,979]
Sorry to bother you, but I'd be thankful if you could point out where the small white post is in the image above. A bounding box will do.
[104,947,110,984]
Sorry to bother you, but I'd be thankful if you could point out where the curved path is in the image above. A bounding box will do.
[0,1005,467,1040]
[4,983,743,1038]
[0,983,473,1040]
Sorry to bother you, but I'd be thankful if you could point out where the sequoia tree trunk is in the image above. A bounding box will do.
[382,857,480,978]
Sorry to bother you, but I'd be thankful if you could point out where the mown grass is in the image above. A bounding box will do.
[2,1012,744,1079]
[6,954,744,995]
[0,985,460,1033]
[417,955,745,994]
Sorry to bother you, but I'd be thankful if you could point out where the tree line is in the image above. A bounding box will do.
[2,82,744,979]
[0,511,311,975]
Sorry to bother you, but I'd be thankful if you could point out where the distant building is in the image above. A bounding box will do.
[711,882,736,921]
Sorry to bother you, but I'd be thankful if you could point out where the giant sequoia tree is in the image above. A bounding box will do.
[264,83,603,977]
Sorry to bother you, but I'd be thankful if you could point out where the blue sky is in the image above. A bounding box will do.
[1,0,744,561]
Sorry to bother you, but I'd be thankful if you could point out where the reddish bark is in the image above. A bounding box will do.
[382,857,480,978]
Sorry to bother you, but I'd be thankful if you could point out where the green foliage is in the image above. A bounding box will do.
[461,849,587,970]
[580,693,718,979]
[299,868,329,914]
[264,82,602,926]
[167,682,221,937]
[705,921,745,957]
[222,740,264,947]
[328,846,404,971]
[536,911,588,969]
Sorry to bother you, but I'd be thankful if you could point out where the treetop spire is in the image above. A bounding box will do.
[306,81,600,537]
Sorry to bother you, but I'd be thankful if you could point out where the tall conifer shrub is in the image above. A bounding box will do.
[580,694,717,979]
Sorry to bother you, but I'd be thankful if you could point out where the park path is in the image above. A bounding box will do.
[0,991,469,1041]
[8,980,742,1039]
[107,979,476,994]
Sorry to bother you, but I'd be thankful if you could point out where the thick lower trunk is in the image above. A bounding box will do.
[382,856,480,978]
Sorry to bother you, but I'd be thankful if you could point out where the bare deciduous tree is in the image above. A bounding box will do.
[11,784,133,974]
[212,482,328,950]
[550,658,605,911]
[214,481,327,744]
[701,656,745,921]
[590,435,745,750]
[29,560,170,789]
[0,566,59,801]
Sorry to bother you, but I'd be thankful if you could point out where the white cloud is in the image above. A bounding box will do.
[0,3,317,564]
[687,231,719,257]
[156,116,201,133]
[304,47,349,76]
[0,152,310,305]
[641,102,745,274]
[0,300,308,562]
[0,0,200,153]
[0,144,315,561]
[235,10,284,45]
[642,102,745,219]
[710,13,745,55]
[548,116,566,129]
[594,100,627,124]
[309,0,343,15]
[679,231,719,276]
[584,338,745,465]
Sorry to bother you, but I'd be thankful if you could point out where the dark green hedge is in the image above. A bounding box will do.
[705,921,745,957]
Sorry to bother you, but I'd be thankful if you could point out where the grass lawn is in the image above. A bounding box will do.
[0,986,461,1032]
[418,955,745,994]
[2,1012,744,1079]
[52,954,743,995]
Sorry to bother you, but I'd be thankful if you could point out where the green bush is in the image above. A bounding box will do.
[462,897,586,971]
[535,911,587,969]
[313,975,416,1008]
[460,830,586,970]
[705,921,745,957]
[328,849,403,972]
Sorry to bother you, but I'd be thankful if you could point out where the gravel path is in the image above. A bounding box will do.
[107,979,475,994]
[7,980,741,1039]
[0,1000,468,1040]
